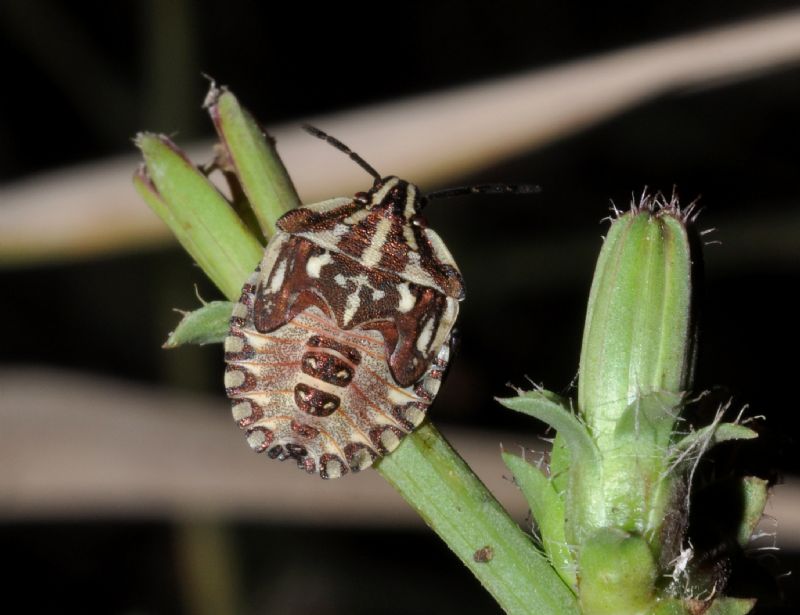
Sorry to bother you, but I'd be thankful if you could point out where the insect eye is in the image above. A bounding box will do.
[354,192,369,204]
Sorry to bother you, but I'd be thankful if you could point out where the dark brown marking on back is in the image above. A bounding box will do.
[267,445,285,459]
[291,419,320,440]
[361,286,448,387]
[285,443,308,459]
[294,382,341,417]
[307,335,362,364]
[335,212,379,261]
[298,457,316,474]
[301,350,354,387]
[376,217,412,272]
[253,239,333,333]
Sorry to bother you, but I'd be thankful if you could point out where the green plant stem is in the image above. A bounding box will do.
[376,422,579,615]
[209,88,300,239]
[174,520,242,615]
[135,133,263,300]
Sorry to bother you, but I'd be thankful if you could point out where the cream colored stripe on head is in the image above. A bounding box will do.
[369,177,400,207]
[404,184,418,219]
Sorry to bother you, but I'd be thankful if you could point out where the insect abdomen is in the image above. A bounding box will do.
[225,293,434,478]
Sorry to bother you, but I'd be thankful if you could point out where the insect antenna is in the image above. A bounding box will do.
[302,124,382,182]
[426,183,541,200]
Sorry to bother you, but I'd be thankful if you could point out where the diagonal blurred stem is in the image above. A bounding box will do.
[7,10,800,266]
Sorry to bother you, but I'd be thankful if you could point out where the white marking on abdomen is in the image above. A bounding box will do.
[388,387,418,405]
[381,429,401,451]
[231,401,253,421]
[224,335,244,353]
[225,370,245,388]
[306,251,332,278]
[297,373,346,396]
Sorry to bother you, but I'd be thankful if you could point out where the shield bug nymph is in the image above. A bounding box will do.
[224,125,535,478]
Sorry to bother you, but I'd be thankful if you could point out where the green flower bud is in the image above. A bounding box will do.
[578,194,695,449]
[574,194,697,550]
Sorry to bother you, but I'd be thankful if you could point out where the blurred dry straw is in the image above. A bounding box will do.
[2,9,800,267]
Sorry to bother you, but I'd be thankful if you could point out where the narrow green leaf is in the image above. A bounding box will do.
[672,422,758,455]
[376,423,579,615]
[209,87,300,238]
[502,451,576,589]
[737,476,769,547]
[135,133,263,301]
[498,391,604,544]
[548,432,570,494]
[163,301,235,348]
[497,392,599,466]
[704,597,756,615]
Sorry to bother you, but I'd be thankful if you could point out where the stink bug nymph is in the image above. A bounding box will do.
[224,125,534,478]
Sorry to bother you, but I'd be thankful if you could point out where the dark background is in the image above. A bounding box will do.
[1,2,798,613]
